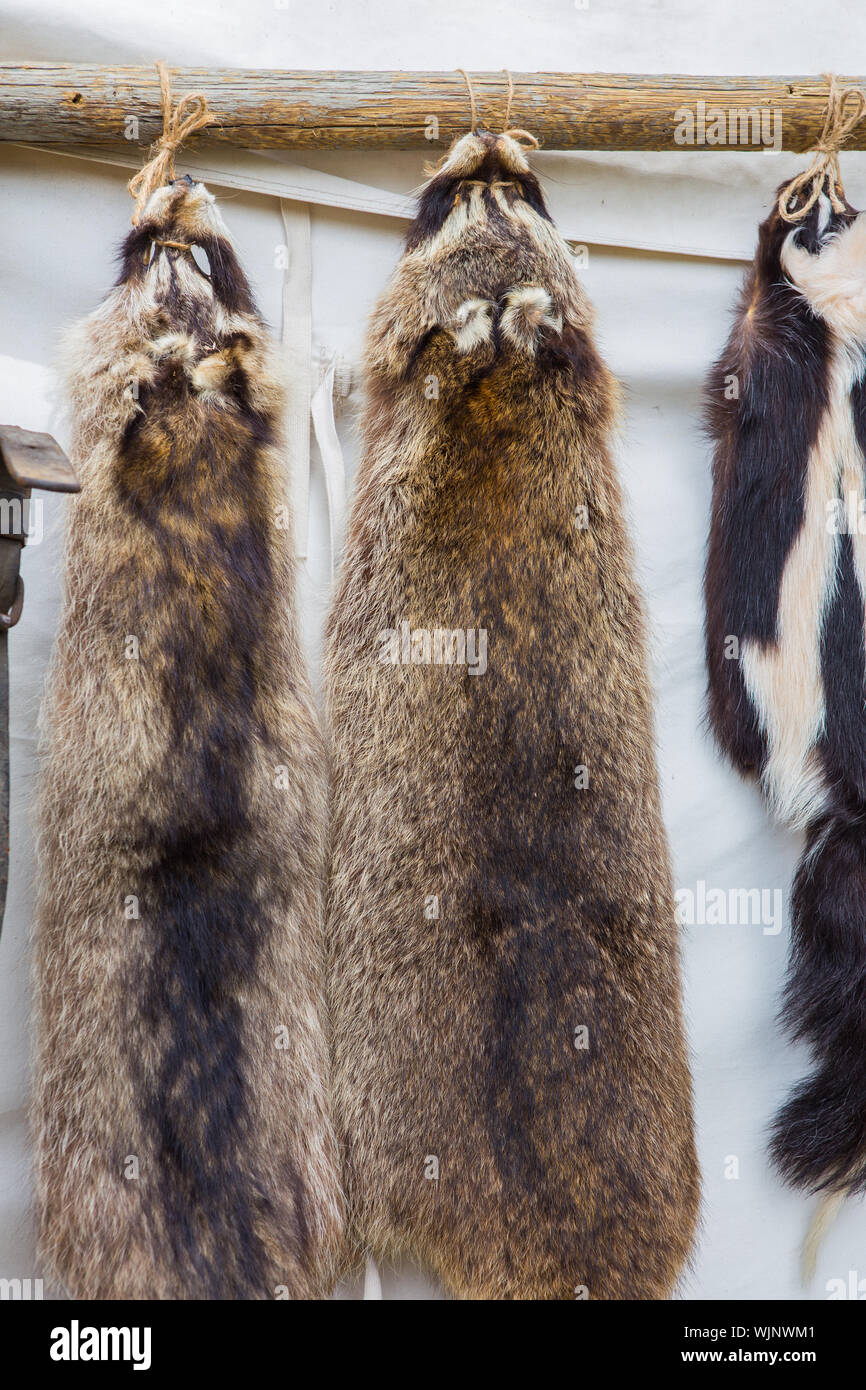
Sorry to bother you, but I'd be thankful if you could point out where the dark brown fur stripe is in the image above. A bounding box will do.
[116,392,280,1294]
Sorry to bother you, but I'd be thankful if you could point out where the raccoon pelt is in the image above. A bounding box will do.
[33,176,344,1299]
[705,181,866,1199]
[324,131,700,1300]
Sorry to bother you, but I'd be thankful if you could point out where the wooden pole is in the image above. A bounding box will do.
[0,66,865,152]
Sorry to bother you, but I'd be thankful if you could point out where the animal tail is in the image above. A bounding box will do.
[801,1190,846,1284]
[770,810,866,1200]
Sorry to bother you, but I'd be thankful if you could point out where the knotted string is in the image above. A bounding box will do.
[454,68,539,148]
[503,69,514,129]
[500,70,539,148]
[777,74,866,222]
[456,67,478,133]
[127,61,218,225]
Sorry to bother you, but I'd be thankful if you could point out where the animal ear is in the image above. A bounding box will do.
[499,286,562,355]
[190,350,230,396]
[450,298,496,353]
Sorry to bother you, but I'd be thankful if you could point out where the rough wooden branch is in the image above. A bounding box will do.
[1,66,864,152]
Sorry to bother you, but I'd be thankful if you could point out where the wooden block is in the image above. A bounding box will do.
[0,425,80,493]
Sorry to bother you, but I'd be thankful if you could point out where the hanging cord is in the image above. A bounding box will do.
[456,67,478,133]
[777,73,866,223]
[426,70,540,172]
[127,61,218,226]
[500,68,539,148]
[453,67,538,147]
[503,68,514,129]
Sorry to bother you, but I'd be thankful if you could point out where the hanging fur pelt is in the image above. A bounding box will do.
[33,176,343,1299]
[324,130,700,1300]
[705,180,866,1199]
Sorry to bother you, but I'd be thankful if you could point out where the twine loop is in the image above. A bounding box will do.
[456,67,478,133]
[454,68,538,147]
[503,69,514,129]
[128,61,218,224]
[778,74,866,223]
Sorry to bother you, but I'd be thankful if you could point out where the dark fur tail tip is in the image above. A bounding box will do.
[770,1065,866,1194]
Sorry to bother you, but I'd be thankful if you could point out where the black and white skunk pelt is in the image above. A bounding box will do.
[705,176,866,1211]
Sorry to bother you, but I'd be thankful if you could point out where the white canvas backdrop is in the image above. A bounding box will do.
[1,0,866,1301]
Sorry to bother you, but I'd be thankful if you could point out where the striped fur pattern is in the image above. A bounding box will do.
[34,177,343,1299]
[705,180,866,1196]
[325,132,700,1300]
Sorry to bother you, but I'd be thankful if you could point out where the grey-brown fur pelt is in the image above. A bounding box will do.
[33,177,344,1299]
[324,131,699,1300]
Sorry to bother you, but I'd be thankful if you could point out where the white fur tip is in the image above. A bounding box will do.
[363,1254,383,1300]
[451,298,495,353]
[802,1190,846,1284]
